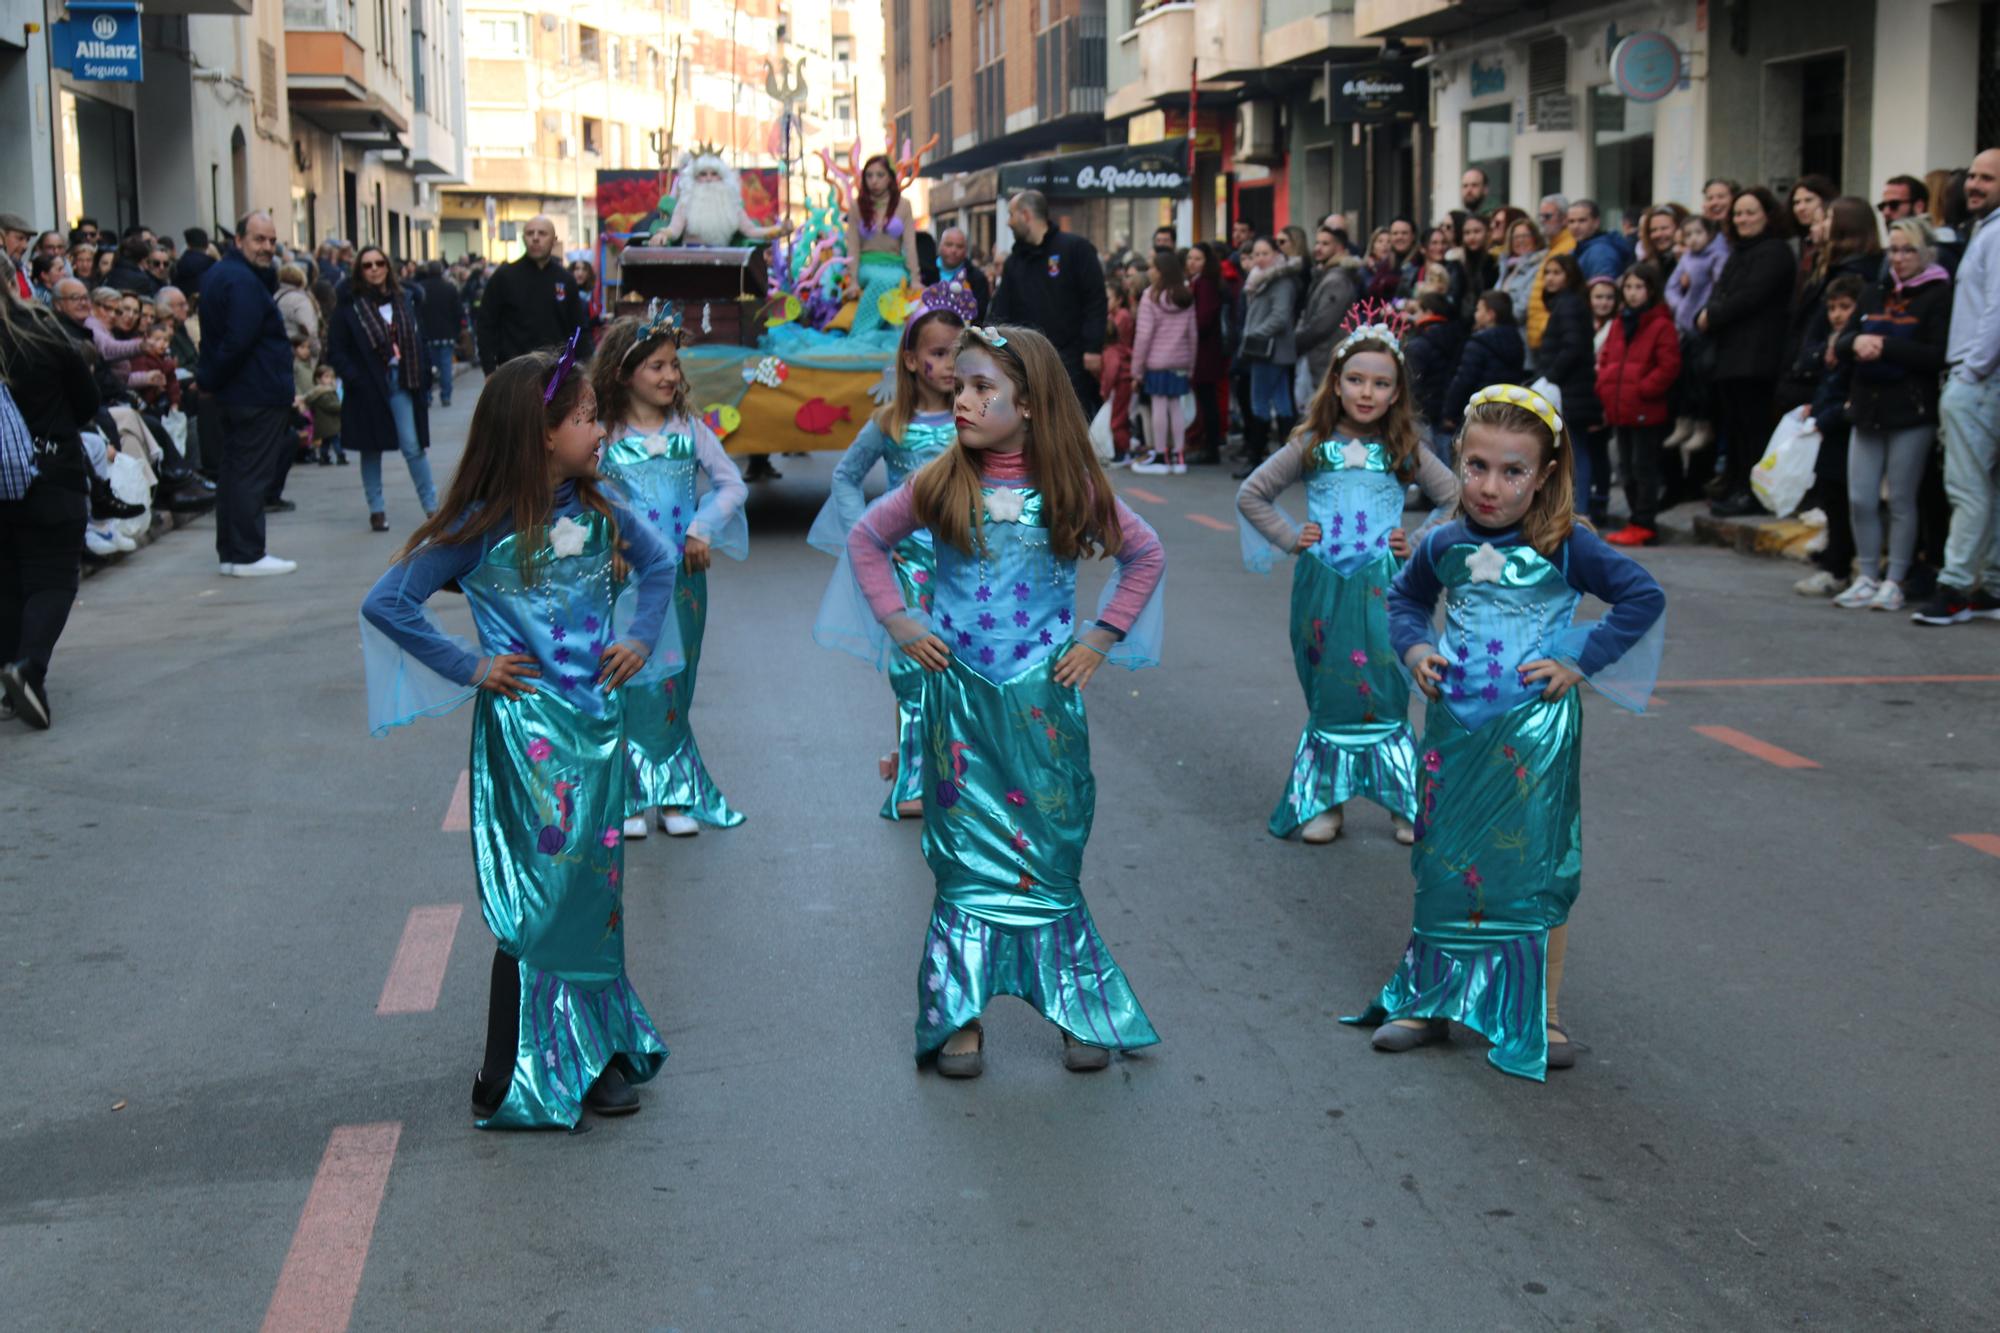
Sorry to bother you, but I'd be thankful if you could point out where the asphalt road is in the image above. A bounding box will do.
[4,374,1997,1330]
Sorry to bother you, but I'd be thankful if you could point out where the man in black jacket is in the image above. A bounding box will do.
[415,262,465,407]
[475,216,588,374]
[986,190,1108,414]
[105,234,162,298]
[197,211,299,577]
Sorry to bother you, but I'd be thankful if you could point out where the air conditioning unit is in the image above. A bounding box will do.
[1235,100,1282,166]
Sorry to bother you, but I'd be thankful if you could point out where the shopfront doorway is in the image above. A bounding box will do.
[59,90,138,232]
[1762,50,1846,191]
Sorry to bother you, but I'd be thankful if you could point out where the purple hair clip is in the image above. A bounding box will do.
[543,327,584,405]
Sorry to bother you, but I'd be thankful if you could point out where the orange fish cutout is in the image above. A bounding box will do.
[794,397,852,434]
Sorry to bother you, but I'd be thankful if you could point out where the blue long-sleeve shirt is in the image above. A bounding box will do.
[361,482,678,686]
[1389,518,1665,676]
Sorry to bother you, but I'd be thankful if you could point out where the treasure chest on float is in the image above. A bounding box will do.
[616,246,770,349]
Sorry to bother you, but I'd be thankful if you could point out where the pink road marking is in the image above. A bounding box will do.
[261,1122,402,1333]
[1952,834,2000,860]
[375,904,463,1015]
[440,769,469,832]
[1186,512,1232,532]
[1660,674,2000,689]
[1123,486,1167,505]
[1692,725,1820,770]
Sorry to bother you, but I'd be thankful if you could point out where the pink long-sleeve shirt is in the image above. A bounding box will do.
[847,448,1165,635]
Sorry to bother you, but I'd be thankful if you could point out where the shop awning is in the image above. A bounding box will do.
[998,138,1192,200]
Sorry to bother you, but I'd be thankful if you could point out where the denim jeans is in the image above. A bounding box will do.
[360,387,438,515]
[1937,374,2000,591]
[426,339,455,406]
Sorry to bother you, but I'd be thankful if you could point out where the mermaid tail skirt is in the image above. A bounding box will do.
[913,654,1157,1057]
[1269,553,1417,835]
[1341,693,1584,1081]
[880,536,935,819]
[468,691,667,1129]
[625,568,744,827]
[849,251,910,337]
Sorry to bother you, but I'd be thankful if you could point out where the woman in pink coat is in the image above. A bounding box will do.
[1129,248,1200,475]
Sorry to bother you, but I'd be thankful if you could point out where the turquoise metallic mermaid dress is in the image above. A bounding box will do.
[809,415,956,818]
[1342,538,1636,1081]
[849,249,911,337]
[912,489,1160,1059]
[601,426,747,828]
[1265,439,1419,836]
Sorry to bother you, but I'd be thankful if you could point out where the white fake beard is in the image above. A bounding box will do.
[678,180,746,246]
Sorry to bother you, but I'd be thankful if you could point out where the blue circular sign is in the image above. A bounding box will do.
[1611,32,1680,103]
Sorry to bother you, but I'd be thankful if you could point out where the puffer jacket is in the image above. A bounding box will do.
[1444,323,1527,428]
[1536,288,1602,430]
[1131,286,1198,374]
[1837,267,1953,431]
[1403,313,1467,429]
[1596,301,1682,427]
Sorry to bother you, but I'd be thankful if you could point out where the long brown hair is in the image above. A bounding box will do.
[856,153,901,233]
[1148,247,1192,309]
[1294,335,1422,481]
[590,315,694,430]
[1814,195,1882,280]
[910,324,1121,561]
[351,245,400,301]
[1458,397,1578,555]
[396,352,627,581]
[873,307,966,438]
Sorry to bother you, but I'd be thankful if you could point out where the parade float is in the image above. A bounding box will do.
[600,120,940,458]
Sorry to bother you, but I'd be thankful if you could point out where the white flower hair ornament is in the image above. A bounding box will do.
[1467,383,1564,445]
[1332,298,1413,364]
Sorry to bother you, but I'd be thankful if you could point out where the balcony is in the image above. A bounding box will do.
[1036,13,1107,120]
[1354,0,1518,39]
[286,0,410,143]
[1190,0,1264,81]
[1126,2,1194,107]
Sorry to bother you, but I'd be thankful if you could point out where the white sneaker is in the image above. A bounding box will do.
[85,526,119,557]
[1793,569,1846,597]
[110,530,138,553]
[621,815,650,840]
[223,554,298,577]
[1169,457,1188,475]
[1391,815,1416,845]
[659,810,700,837]
[1301,807,1343,844]
[1868,579,1906,612]
[1129,455,1171,475]
[1832,576,1881,609]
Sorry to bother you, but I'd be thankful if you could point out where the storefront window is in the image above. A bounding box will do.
[1589,86,1655,231]
[1464,105,1511,217]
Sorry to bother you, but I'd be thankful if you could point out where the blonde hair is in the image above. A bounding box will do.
[909,324,1122,562]
[1457,398,1581,555]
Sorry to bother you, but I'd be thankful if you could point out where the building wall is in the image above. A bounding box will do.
[1867,0,1978,188]
[1705,0,1875,195]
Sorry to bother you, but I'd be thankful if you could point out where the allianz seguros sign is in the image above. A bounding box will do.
[53,2,143,82]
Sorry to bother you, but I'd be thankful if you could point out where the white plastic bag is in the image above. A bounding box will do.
[1751,406,1820,518]
[161,408,189,454]
[1087,399,1115,461]
[107,451,152,540]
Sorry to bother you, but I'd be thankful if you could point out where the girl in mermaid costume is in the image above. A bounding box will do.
[839,324,1166,1077]
[1235,304,1460,847]
[360,346,684,1128]
[1344,385,1665,1081]
[843,153,922,337]
[810,281,974,818]
[591,306,749,838]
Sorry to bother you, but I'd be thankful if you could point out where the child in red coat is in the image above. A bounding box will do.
[1596,262,1681,545]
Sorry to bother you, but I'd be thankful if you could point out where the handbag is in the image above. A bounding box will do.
[1239,332,1275,362]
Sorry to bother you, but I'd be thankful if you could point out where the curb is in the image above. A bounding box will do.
[1653,500,1816,563]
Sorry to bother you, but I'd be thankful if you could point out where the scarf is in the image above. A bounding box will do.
[1895,262,1951,293]
[354,286,422,392]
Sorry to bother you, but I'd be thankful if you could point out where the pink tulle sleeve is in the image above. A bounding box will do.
[845,481,923,622]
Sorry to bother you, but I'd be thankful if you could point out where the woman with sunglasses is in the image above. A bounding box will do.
[327,245,437,532]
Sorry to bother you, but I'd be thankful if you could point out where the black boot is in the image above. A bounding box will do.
[584,1062,641,1115]
[90,475,147,520]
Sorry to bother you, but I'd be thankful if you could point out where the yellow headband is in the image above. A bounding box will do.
[1466,383,1564,444]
